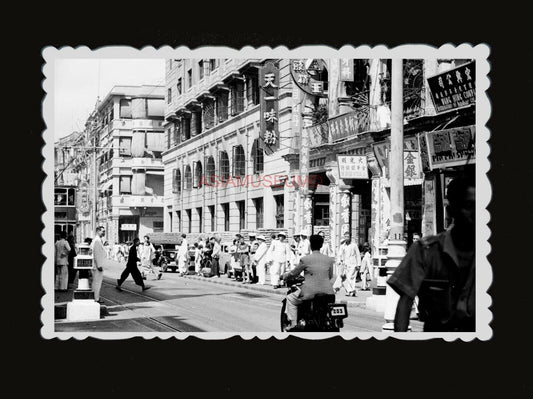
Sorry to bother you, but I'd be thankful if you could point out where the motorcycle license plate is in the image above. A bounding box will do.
[329,304,347,318]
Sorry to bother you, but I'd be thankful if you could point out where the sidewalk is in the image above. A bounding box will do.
[181,273,374,309]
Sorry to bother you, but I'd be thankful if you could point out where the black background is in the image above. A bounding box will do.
[9,5,532,398]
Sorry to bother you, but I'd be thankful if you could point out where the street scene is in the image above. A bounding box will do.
[52,51,479,335]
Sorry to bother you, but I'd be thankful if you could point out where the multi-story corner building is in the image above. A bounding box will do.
[91,85,166,245]
[162,59,306,243]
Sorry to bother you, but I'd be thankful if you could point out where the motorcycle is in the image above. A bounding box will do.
[280,274,348,332]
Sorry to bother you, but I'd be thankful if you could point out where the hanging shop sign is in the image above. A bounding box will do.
[337,155,368,179]
[427,61,476,113]
[120,224,137,231]
[340,59,354,82]
[290,59,328,97]
[424,125,476,170]
[373,137,423,182]
[259,61,279,155]
[78,180,90,214]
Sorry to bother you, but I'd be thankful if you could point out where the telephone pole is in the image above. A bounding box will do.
[383,58,407,332]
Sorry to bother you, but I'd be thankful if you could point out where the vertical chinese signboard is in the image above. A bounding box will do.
[340,59,354,82]
[78,180,90,215]
[259,61,279,155]
[427,61,476,113]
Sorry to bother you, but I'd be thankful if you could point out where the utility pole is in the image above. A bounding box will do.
[383,58,407,332]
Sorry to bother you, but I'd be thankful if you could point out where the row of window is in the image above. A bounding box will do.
[172,142,264,193]
[170,194,284,234]
[166,74,260,147]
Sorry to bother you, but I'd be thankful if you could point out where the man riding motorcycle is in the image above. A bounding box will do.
[280,234,336,329]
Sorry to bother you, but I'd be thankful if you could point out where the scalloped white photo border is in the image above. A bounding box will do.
[41,44,491,341]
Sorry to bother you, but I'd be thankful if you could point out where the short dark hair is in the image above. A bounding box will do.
[60,231,67,239]
[133,238,140,244]
[181,233,187,238]
[309,234,324,251]
[447,176,475,208]
[144,235,150,240]
[96,226,105,233]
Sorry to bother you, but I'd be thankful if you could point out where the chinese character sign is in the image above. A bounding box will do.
[427,61,476,113]
[260,62,279,154]
[425,125,475,170]
[337,155,369,179]
[290,59,327,97]
[78,180,90,214]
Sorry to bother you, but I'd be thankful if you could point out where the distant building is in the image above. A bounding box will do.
[90,85,166,244]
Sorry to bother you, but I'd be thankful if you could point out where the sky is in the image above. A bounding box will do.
[54,58,165,140]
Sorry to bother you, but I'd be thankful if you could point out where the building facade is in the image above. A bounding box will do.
[90,85,166,245]
[299,58,476,259]
[163,59,305,243]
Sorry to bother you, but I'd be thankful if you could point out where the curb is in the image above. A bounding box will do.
[181,274,367,309]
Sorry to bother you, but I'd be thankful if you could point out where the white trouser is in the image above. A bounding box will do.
[178,258,188,274]
[344,264,358,293]
[256,261,266,285]
[92,268,104,301]
[270,261,286,286]
[55,265,68,290]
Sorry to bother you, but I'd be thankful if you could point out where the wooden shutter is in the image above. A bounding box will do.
[232,146,236,177]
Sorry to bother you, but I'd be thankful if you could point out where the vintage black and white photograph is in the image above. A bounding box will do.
[43,45,490,339]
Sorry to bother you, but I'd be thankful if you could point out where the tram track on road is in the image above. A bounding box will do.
[100,281,184,332]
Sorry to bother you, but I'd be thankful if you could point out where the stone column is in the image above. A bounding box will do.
[326,161,352,254]
[383,58,407,331]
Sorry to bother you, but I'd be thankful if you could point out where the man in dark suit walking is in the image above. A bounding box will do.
[281,234,336,329]
[116,238,151,292]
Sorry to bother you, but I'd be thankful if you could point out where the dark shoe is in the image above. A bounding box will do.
[96,299,104,304]
[115,285,123,292]
[142,285,152,291]
[157,273,162,280]
[273,285,280,289]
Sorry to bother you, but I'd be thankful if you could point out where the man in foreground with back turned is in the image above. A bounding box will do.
[389,176,476,332]
[281,234,336,330]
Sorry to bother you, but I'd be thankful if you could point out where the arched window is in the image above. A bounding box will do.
[194,161,203,188]
[232,145,246,177]
[206,156,216,186]
[219,151,230,181]
[184,165,192,190]
[251,139,264,174]
[172,168,182,194]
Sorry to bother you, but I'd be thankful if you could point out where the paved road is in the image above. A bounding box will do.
[56,261,422,333]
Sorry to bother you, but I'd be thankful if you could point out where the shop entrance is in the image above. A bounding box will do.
[119,215,140,244]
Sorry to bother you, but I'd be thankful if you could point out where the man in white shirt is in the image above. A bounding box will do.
[91,226,107,303]
[177,233,189,276]
[336,232,361,297]
[297,233,311,263]
[54,231,71,292]
[270,233,292,289]
[252,235,269,285]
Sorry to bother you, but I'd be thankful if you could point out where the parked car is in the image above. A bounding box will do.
[148,233,181,273]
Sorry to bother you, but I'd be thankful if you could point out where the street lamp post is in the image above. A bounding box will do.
[382,58,407,332]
